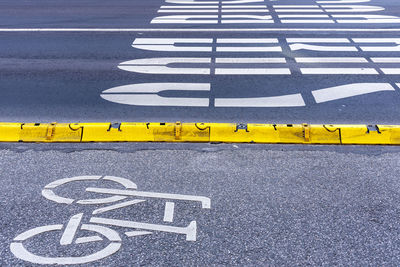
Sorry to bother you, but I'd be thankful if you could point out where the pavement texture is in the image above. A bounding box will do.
[1,144,400,266]
[1,0,400,124]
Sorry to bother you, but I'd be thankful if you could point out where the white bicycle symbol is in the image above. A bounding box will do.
[10,176,211,265]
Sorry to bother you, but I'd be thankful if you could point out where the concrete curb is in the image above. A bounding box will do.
[0,122,399,145]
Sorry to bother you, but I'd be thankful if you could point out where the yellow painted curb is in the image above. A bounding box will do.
[0,122,399,145]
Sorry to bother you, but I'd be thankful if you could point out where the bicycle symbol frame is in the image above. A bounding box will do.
[10,176,211,265]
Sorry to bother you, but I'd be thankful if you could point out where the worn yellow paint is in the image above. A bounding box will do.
[0,122,399,145]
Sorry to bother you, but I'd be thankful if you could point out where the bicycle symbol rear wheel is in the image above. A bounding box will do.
[10,223,121,265]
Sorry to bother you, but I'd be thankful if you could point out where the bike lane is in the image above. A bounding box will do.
[1,147,400,265]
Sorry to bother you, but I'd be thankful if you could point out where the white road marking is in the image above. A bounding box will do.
[278,15,330,18]
[312,83,395,103]
[215,57,286,63]
[215,68,290,75]
[317,0,371,3]
[10,241,121,265]
[60,213,83,245]
[75,235,103,244]
[281,20,334,23]
[380,68,400,74]
[125,231,153,237]
[371,58,400,63]
[289,44,357,51]
[332,14,400,23]
[163,202,175,222]
[321,5,384,12]
[217,38,278,43]
[221,15,273,23]
[44,176,101,189]
[273,5,320,7]
[353,38,400,51]
[41,189,74,204]
[159,9,269,12]
[92,199,146,215]
[151,15,218,24]
[86,187,211,209]
[13,224,63,242]
[76,196,127,205]
[133,38,213,52]
[215,94,305,107]
[287,38,350,43]
[3,28,400,32]
[295,57,368,63]
[275,9,324,13]
[301,68,378,74]
[118,58,211,75]
[160,5,219,8]
[91,217,198,241]
[132,38,281,52]
[217,46,282,51]
[42,176,102,204]
[102,176,138,189]
[101,83,210,107]
[166,0,219,3]
[158,9,219,13]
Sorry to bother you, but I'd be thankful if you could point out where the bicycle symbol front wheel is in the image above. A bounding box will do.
[10,223,121,265]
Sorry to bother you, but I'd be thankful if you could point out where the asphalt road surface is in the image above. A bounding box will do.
[1,0,400,124]
[2,0,400,266]
[1,144,400,266]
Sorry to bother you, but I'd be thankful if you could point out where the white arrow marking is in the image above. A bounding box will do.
[132,38,212,52]
[101,83,210,107]
[118,58,211,75]
[312,83,395,103]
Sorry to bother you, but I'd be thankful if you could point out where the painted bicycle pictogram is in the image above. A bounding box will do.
[10,175,211,265]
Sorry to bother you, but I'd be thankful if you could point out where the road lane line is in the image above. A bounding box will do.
[215,58,286,63]
[215,68,291,74]
[101,83,210,107]
[295,57,368,63]
[312,83,395,103]
[371,58,400,63]
[289,44,357,51]
[215,94,305,107]
[3,28,400,32]
[380,69,400,74]
[301,68,378,74]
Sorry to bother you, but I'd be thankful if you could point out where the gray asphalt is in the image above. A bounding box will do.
[1,145,400,266]
[0,0,400,124]
[2,0,400,266]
